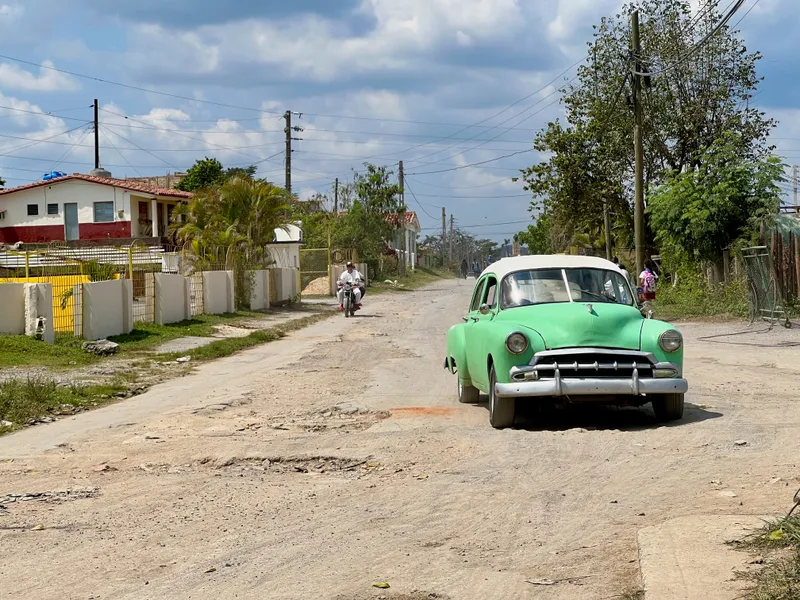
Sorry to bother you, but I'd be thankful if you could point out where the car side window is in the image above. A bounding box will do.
[469,279,485,312]
[483,277,498,309]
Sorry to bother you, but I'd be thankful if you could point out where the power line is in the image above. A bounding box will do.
[405,175,515,190]
[101,126,180,171]
[412,192,529,199]
[99,127,144,178]
[0,123,92,158]
[402,179,438,220]
[419,219,532,231]
[408,149,535,176]
[633,0,747,77]
[50,124,92,172]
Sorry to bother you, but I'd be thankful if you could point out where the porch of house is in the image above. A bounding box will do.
[131,195,180,240]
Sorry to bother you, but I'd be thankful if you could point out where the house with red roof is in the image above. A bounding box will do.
[0,173,193,244]
[386,210,421,270]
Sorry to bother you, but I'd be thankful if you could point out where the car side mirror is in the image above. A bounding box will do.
[479,304,490,315]
[640,301,654,319]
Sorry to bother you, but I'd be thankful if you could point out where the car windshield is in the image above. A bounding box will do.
[501,268,634,308]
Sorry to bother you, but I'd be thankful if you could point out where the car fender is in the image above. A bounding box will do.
[481,323,545,385]
[445,323,469,378]
[639,318,685,366]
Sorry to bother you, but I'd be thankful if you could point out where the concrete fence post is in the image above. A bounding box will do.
[23,283,54,344]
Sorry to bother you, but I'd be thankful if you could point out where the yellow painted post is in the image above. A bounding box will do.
[24,252,30,279]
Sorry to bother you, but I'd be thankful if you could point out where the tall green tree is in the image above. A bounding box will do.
[515,213,553,255]
[647,132,783,270]
[520,0,774,255]
[176,157,226,192]
[331,164,404,276]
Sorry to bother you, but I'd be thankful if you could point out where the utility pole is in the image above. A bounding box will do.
[441,207,446,268]
[631,10,646,276]
[93,98,100,170]
[604,203,613,261]
[449,214,454,264]
[793,165,798,214]
[334,177,339,214]
[284,110,303,194]
[398,160,406,276]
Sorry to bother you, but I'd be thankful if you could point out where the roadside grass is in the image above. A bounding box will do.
[0,310,334,435]
[652,279,750,322]
[152,311,332,363]
[0,375,126,432]
[369,267,453,294]
[617,590,644,600]
[731,515,800,599]
[0,307,323,368]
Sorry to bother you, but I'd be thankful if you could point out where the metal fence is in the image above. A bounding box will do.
[299,247,357,295]
[0,242,269,338]
[742,245,790,328]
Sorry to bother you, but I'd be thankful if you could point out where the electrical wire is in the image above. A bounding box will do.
[49,124,93,172]
[99,127,144,178]
[402,179,438,220]
[408,149,535,176]
[101,126,180,170]
[633,0,747,77]
[0,123,92,157]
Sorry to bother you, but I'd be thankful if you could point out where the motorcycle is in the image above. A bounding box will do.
[338,280,359,318]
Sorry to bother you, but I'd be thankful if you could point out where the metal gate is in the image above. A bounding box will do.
[742,245,790,328]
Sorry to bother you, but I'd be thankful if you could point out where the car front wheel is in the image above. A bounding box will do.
[457,377,480,404]
[488,365,515,429]
[651,393,685,422]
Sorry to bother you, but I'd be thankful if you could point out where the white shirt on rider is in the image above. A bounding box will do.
[339,269,362,285]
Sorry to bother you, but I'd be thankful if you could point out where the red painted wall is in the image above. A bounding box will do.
[0,221,132,243]
[0,225,65,243]
[80,221,131,239]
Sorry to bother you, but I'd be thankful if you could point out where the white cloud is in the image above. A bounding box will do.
[0,4,23,20]
[0,60,80,92]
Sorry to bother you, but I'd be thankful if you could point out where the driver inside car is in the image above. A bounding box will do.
[337,262,364,311]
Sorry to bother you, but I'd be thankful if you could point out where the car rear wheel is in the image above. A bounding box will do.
[457,377,480,404]
[651,393,684,422]
[488,365,515,429]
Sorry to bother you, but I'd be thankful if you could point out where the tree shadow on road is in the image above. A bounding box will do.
[476,400,722,432]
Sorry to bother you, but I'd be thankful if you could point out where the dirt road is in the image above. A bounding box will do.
[1,279,798,600]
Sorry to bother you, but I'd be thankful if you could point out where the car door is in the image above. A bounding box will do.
[465,275,498,390]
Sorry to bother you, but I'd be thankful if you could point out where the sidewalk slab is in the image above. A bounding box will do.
[638,515,764,600]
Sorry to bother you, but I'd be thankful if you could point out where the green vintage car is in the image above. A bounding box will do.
[444,255,687,428]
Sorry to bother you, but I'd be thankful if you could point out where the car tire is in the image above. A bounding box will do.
[457,377,480,404]
[651,393,684,422]
[488,365,515,429]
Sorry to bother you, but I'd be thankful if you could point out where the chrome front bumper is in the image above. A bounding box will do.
[495,349,688,398]
[495,376,688,398]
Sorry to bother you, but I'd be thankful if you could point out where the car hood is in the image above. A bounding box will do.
[495,303,643,350]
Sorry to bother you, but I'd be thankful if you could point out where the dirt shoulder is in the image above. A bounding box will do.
[0,279,797,600]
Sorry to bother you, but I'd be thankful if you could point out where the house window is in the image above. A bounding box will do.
[47,203,58,215]
[94,201,114,223]
[27,204,38,216]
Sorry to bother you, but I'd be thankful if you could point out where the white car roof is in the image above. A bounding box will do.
[480,255,623,280]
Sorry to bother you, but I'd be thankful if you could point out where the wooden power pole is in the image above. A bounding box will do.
[334,177,339,214]
[793,165,798,214]
[284,111,303,194]
[441,207,446,268]
[632,10,646,276]
[449,214,454,264]
[398,161,406,276]
[93,98,100,170]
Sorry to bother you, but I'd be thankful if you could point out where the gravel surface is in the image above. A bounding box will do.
[0,278,797,599]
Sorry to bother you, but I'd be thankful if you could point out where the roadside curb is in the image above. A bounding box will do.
[637,514,764,600]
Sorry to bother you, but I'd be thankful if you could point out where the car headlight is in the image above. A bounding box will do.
[505,332,528,354]
[659,330,683,353]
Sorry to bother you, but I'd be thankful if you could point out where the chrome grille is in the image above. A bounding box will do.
[531,350,654,378]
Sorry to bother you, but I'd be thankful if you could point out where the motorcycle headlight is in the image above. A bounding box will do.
[659,330,683,353]
[505,332,528,355]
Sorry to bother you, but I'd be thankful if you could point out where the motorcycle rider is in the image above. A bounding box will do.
[337,261,364,311]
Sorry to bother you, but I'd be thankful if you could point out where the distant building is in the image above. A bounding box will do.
[0,173,192,244]
[124,171,187,190]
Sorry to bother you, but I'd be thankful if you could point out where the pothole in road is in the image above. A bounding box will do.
[334,592,449,600]
[267,405,390,433]
[137,455,386,478]
[1,487,99,505]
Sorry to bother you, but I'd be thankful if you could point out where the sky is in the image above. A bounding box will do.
[0,0,794,243]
